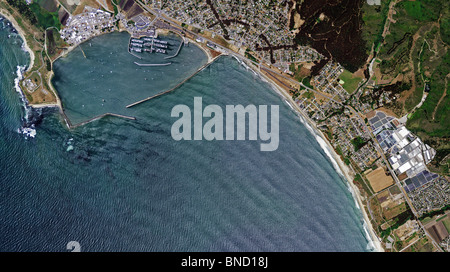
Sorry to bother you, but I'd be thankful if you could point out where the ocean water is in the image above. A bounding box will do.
[0,19,373,252]
[52,31,208,125]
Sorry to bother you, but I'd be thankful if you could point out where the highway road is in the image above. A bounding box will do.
[134,0,444,251]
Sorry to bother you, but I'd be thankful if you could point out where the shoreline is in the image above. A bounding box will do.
[0,9,35,73]
[246,60,385,252]
[0,13,384,250]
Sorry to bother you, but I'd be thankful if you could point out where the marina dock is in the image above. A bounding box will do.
[129,35,170,55]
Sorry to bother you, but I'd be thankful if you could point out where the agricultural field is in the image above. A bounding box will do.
[441,216,450,233]
[402,236,435,252]
[58,0,81,14]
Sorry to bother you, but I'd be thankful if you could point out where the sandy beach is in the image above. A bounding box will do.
[249,61,385,252]
[0,9,384,250]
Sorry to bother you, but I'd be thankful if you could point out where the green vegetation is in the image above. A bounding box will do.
[326,129,333,140]
[402,1,440,22]
[380,209,414,238]
[361,0,391,54]
[354,173,363,183]
[404,232,417,244]
[244,48,258,63]
[339,69,362,94]
[289,63,306,82]
[378,0,443,63]
[351,136,367,152]
[353,172,374,196]
[29,2,61,30]
[302,76,313,89]
[344,157,350,165]
[6,0,38,24]
[302,90,314,100]
[289,62,295,74]
[407,51,450,138]
[440,6,450,45]
[436,214,448,222]
[442,217,450,233]
[371,0,449,165]
[35,0,57,12]
[112,1,118,16]
[419,204,450,221]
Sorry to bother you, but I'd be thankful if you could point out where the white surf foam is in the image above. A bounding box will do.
[14,65,36,138]
[231,55,379,251]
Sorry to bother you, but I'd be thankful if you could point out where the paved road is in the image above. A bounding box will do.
[346,105,443,251]
[134,1,444,252]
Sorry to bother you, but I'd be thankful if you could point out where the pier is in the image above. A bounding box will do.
[79,46,87,58]
[134,62,172,67]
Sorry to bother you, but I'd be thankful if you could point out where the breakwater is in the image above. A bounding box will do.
[60,108,136,129]
[133,62,172,67]
[126,59,215,108]
[164,40,183,59]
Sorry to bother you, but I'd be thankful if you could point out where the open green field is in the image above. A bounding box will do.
[29,2,61,29]
[442,217,450,233]
[339,69,362,94]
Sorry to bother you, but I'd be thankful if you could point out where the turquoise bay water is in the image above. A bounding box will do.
[0,22,372,251]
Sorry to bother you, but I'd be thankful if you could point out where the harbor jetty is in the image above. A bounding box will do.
[79,46,87,58]
[164,40,183,59]
[126,60,215,108]
[60,109,136,129]
[134,62,171,67]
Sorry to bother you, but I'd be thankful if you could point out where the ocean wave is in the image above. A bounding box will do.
[13,65,29,110]
[295,107,379,251]
[363,221,377,251]
[232,55,258,77]
[13,65,38,138]
[20,40,28,53]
